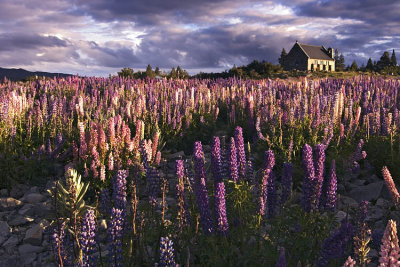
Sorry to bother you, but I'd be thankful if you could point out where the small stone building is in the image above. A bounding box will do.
[283,41,335,71]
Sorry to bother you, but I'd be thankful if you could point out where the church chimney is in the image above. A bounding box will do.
[328,48,334,59]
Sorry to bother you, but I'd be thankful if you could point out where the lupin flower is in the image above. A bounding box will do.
[80,209,97,267]
[302,144,317,212]
[176,160,190,229]
[234,126,247,181]
[313,144,325,206]
[317,222,354,267]
[276,247,287,267]
[379,219,400,266]
[108,151,114,171]
[281,162,293,204]
[113,170,128,211]
[193,141,214,234]
[159,237,176,267]
[343,256,356,267]
[214,181,229,235]
[52,221,69,266]
[229,137,239,182]
[321,160,337,212]
[267,170,277,218]
[211,136,223,184]
[108,208,124,267]
[382,166,400,207]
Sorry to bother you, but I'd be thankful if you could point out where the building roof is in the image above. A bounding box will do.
[297,42,334,60]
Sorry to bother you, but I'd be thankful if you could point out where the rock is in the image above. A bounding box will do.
[352,179,366,186]
[0,189,8,197]
[335,210,350,223]
[0,221,11,237]
[8,214,34,226]
[376,198,390,208]
[24,193,46,204]
[33,202,52,217]
[10,184,29,199]
[18,204,36,216]
[24,224,44,246]
[18,244,43,254]
[29,186,40,193]
[365,174,380,184]
[21,253,37,265]
[0,197,23,211]
[338,195,359,210]
[366,206,385,222]
[2,235,19,248]
[165,151,185,159]
[347,181,384,202]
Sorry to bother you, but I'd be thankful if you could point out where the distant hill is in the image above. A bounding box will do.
[0,67,73,81]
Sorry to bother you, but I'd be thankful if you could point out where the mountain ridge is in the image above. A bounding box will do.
[0,67,73,81]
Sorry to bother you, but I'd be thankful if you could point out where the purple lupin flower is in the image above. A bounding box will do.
[267,170,278,218]
[259,169,268,216]
[317,222,354,267]
[234,126,247,181]
[113,170,128,211]
[281,162,293,204]
[264,150,275,170]
[321,160,337,212]
[302,144,317,213]
[100,188,111,216]
[108,208,124,267]
[229,137,239,182]
[147,167,161,204]
[80,209,97,267]
[52,221,69,266]
[159,237,176,267]
[176,160,190,229]
[214,181,229,235]
[276,247,287,267]
[314,144,325,206]
[211,136,223,184]
[193,141,214,235]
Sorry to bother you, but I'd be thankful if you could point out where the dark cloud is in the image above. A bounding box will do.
[0,0,399,75]
[0,33,68,51]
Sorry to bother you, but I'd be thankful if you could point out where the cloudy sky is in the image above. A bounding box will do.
[0,0,399,76]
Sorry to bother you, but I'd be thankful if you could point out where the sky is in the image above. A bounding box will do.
[0,0,399,76]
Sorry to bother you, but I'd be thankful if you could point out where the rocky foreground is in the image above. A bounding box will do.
[0,150,397,266]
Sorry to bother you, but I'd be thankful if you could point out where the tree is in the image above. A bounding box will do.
[376,51,392,71]
[278,48,287,66]
[145,64,155,78]
[169,67,177,79]
[118,67,134,78]
[391,49,397,66]
[366,58,374,71]
[334,50,345,71]
[154,67,161,76]
[349,60,358,71]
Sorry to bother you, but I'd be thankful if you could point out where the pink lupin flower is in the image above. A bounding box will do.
[108,152,114,171]
[100,165,106,181]
[379,219,400,266]
[382,166,400,207]
[343,256,356,267]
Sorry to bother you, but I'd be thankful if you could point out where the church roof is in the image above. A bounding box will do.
[297,42,334,60]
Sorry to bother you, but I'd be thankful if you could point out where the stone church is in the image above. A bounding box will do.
[283,41,335,72]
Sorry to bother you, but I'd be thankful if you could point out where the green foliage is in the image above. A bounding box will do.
[268,205,337,266]
[48,168,90,219]
[118,67,135,78]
